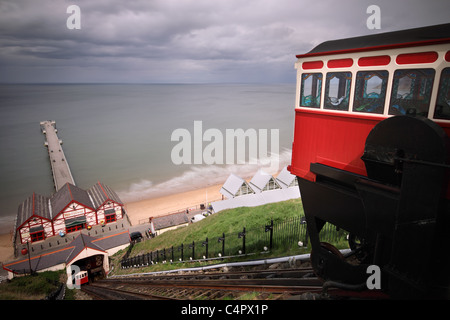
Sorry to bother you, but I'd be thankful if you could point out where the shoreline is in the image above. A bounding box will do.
[0,183,226,265]
[0,170,275,265]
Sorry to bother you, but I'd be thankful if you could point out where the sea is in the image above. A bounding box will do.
[0,83,296,234]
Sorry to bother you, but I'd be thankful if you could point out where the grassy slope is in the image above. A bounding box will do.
[0,199,306,297]
[129,198,304,257]
[0,271,63,300]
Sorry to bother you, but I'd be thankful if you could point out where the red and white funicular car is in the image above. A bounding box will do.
[289,24,450,299]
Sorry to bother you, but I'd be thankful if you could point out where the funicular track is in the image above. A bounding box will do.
[81,283,176,300]
[82,267,326,300]
[81,265,388,300]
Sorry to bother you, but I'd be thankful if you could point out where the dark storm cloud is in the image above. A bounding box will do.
[0,0,448,83]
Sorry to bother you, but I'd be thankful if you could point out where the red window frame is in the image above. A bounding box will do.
[30,231,45,242]
[66,224,85,233]
[105,213,116,224]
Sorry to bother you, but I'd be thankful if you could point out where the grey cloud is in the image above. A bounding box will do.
[0,0,448,83]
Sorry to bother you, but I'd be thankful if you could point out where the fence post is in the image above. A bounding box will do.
[171,246,174,263]
[238,227,246,254]
[189,241,195,260]
[218,233,225,257]
[265,219,273,250]
[202,237,208,259]
[178,244,184,262]
[300,216,308,247]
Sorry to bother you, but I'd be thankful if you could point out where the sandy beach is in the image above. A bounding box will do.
[123,183,224,225]
[0,233,15,266]
[0,183,225,265]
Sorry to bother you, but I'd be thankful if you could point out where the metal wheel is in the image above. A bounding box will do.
[310,242,344,280]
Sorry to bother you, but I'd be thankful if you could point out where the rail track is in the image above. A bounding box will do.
[111,267,316,282]
[81,283,177,300]
[81,267,327,300]
[81,262,390,300]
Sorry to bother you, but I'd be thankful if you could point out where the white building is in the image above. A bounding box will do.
[248,169,282,193]
[212,167,300,213]
[219,173,254,199]
[276,166,299,189]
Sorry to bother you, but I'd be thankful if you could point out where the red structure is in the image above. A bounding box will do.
[289,24,450,298]
[290,24,450,186]
[75,270,89,286]
[15,182,124,245]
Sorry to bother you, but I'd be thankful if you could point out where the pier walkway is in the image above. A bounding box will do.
[40,120,75,191]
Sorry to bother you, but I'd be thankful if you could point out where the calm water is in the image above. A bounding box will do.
[0,83,295,233]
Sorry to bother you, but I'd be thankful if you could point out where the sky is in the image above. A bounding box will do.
[0,0,449,84]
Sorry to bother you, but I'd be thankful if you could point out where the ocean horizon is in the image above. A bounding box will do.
[0,83,296,234]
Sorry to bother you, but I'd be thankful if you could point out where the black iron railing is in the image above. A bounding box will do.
[120,216,347,269]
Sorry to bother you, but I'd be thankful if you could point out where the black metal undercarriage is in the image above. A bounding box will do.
[298,116,450,299]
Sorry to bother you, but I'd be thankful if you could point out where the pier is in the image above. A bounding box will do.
[40,120,75,191]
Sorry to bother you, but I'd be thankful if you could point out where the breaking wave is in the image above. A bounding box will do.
[117,148,292,203]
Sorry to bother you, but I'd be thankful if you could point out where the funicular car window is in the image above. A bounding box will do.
[300,73,322,108]
[434,67,450,120]
[353,70,388,114]
[324,72,352,111]
[389,68,435,117]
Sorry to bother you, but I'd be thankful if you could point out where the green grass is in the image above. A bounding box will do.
[0,198,347,299]
[0,270,64,300]
[110,197,351,275]
[110,199,312,274]
[129,198,304,256]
